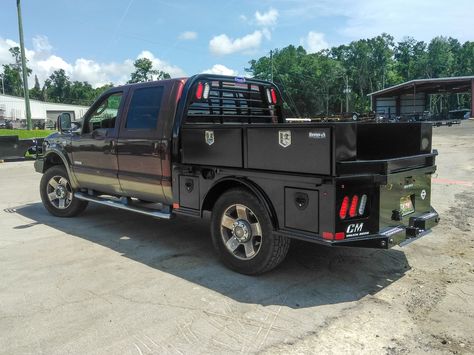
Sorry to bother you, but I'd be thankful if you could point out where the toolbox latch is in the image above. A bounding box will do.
[294,192,309,210]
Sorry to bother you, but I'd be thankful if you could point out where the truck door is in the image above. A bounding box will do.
[71,89,126,194]
[116,83,169,202]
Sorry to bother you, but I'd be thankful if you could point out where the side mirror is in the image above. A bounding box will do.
[57,113,72,132]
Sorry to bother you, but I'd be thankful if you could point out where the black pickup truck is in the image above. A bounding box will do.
[35,74,439,274]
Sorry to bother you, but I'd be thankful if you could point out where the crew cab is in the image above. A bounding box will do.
[35,74,439,274]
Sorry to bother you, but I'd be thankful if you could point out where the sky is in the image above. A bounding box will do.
[0,0,473,88]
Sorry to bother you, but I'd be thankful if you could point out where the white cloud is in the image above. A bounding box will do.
[0,36,186,88]
[36,55,72,74]
[202,64,238,76]
[209,31,264,56]
[136,50,186,78]
[301,31,329,53]
[255,8,279,26]
[178,31,197,40]
[32,35,52,54]
[0,37,16,64]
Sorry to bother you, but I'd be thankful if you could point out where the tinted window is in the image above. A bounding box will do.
[126,86,164,129]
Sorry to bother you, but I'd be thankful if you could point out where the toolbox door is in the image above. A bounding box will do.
[246,127,332,175]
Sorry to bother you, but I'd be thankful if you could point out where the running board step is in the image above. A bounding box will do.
[74,192,172,219]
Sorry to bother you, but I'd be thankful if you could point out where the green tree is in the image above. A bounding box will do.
[1,46,32,96]
[247,45,308,116]
[29,75,42,100]
[128,58,170,83]
[248,33,474,115]
[394,37,428,81]
[457,41,474,76]
[43,69,71,103]
[1,64,23,96]
[69,81,95,105]
[93,83,114,101]
[426,36,455,78]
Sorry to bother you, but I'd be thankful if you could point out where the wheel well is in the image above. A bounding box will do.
[43,153,65,172]
[202,179,278,229]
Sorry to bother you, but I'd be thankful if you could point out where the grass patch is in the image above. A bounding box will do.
[0,129,56,139]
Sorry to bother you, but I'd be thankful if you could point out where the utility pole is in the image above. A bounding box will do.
[270,50,273,83]
[345,75,349,113]
[16,0,32,130]
[343,75,351,113]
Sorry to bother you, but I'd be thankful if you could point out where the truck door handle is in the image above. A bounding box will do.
[152,142,160,156]
[106,139,116,154]
[152,141,167,158]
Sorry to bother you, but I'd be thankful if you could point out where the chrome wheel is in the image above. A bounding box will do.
[220,204,262,260]
[46,175,73,210]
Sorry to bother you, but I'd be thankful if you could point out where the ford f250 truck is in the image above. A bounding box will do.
[35,74,439,274]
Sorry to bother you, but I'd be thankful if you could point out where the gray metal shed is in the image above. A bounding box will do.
[368,76,474,120]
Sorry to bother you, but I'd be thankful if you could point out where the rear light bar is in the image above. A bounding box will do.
[203,82,210,99]
[339,196,349,219]
[195,82,210,100]
[339,193,368,219]
[266,87,278,105]
[349,195,359,217]
[195,82,204,100]
[358,194,367,216]
[270,88,277,104]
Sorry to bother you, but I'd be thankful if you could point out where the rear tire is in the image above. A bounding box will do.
[40,165,88,217]
[211,188,290,275]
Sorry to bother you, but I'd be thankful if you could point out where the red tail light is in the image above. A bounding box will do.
[335,232,345,240]
[339,196,350,219]
[349,195,359,218]
[323,232,345,241]
[270,88,277,104]
[195,82,204,100]
[322,232,333,240]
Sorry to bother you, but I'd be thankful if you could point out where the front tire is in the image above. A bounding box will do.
[211,189,290,275]
[40,165,88,217]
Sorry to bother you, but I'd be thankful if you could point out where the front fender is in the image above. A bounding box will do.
[40,148,79,189]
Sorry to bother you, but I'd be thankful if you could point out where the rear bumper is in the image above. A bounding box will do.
[333,209,440,249]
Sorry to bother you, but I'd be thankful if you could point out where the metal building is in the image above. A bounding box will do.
[369,76,474,120]
[0,94,89,128]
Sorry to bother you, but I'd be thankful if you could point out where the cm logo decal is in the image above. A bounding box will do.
[346,223,364,234]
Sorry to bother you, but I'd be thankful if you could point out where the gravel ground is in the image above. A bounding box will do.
[0,121,473,354]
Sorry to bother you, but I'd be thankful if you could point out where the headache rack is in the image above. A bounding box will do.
[184,75,283,124]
